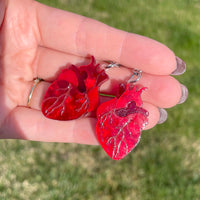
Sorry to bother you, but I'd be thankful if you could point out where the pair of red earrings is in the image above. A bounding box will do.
[41,56,149,160]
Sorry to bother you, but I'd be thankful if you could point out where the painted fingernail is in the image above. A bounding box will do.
[178,84,188,104]
[157,108,168,124]
[171,57,186,75]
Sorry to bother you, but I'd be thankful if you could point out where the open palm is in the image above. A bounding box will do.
[0,0,185,144]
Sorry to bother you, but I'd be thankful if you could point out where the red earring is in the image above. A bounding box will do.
[96,64,149,160]
[41,56,108,120]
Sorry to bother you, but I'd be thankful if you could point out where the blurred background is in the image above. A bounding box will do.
[0,0,200,199]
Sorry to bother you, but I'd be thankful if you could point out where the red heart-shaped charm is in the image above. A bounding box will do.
[42,56,108,120]
[41,80,89,120]
[96,84,149,160]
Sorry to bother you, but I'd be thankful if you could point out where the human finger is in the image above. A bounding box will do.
[22,79,166,131]
[102,68,184,108]
[143,102,160,130]
[23,72,183,114]
[35,1,179,75]
[32,46,184,108]
[1,107,99,144]
[0,102,161,142]
[34,46,186,81]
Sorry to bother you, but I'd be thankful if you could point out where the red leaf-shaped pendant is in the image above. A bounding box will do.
[96,84,149,160]
[42,56,108,120]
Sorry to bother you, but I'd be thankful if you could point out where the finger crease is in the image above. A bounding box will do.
[119,32,128,64]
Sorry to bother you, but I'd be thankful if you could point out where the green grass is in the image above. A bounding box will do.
[1,0,200,199]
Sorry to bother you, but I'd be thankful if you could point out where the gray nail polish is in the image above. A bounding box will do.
[157,108,168,124]
[178,84,188,104]
[171,57,186,75]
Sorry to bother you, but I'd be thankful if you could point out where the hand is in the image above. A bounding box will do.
[0,0,187,144]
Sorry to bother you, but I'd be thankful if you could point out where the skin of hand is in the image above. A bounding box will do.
[0,0,186,144]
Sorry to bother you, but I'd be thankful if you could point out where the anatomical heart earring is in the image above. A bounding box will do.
[41,56,108,120]
[96,65,149,160]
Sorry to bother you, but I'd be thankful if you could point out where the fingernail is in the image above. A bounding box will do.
[178,84,188,104]
[157,108,168,124]
[171,57,186,75]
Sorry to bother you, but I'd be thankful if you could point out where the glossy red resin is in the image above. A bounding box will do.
[42,80,89,120]
[42,56,108,120]
[96,85,149,160]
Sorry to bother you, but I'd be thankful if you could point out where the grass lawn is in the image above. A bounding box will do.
[0,0,200,199]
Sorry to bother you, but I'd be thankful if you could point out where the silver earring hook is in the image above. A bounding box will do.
[102,61,122,71]
[102,61,142,84]
[127,69,142,84]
